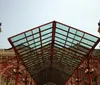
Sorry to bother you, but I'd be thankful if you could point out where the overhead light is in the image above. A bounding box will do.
[18,69,22,74]
[85,69,89,74]
[90,68,94,73]
[75,78,81,82]
[85,68,94,74]
[22,78,28,82]
[22,78,25,81]
[13,68,17,73]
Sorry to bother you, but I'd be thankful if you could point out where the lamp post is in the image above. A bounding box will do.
[98,20,100,33]
[0,23,2,32]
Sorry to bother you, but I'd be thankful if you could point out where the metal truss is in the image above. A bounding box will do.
[1,21,99,85]
[0,54,35,85]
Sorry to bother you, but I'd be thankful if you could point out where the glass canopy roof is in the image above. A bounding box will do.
[8,21,100,85]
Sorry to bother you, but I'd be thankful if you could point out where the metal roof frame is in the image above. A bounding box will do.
[8,21,100,85]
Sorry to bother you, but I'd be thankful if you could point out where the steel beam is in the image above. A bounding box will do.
[50,21,56,81]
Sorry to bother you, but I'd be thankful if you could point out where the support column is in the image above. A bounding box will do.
[50,21,56,81]
[25,76,27,85]
[6,80,9,85]
[77,69,80,85]
[87,59,92,85]
[96,76,98,85]
[24,71,28,85]
[6,76,10,85]
[30,78,32,85]
[71,78,73,85]
[15,58,19,85]
[88,73,92,85]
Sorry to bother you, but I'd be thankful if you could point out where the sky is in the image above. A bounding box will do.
[0,0,100,49]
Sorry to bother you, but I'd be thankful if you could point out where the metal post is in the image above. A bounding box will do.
[30,78,32,85]
[88,73,92,85]
[24,71,28,85]
[15,58,19,85]
[50,21,56,81]
[87,59,92,85]
[77,69,80,85]
[70,78,72,85]
[25,77,27,85]
[6,76,9,85]
[96,76,98,85]
[6,80,9,85]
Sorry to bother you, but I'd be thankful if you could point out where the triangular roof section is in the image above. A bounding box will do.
[8,21,100,85]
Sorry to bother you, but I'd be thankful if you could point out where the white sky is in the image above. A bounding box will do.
[0,0,100,48]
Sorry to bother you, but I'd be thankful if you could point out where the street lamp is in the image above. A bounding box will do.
[0,22,2,32]
[98,20,100,33]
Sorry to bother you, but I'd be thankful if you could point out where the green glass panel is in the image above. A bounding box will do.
[80,43,91,48]
[14,38,26,46]
[56,23,69,31]
[69,28,76,34]
[42,38,51,43]
[55,40,64,46]
[54,43,62,48]
[35,41,41,46]
[42,41,51,46]
[66,42,72,46]
[32,28,39,34]
[56,28,67,35]
[41,28,52,36]
[11,34,25,42]
[34,38,40,42]
[67,38,73,42]
[34,33,39,39]
[82,38,94,46]
[68,33,75,38]
[75,36,81,41]
[71,43,74,47]
[25,31,32,37]
[28,40,34,45]
[76,31,84,37]
[84,34,98,42]
[40,23,52,31]
[42,33,51,40]
[73,40,79,44]
[55,37,65,44]
[23,43,28,46]
[30,44,35,48]
[27,36,33,41]
[55,33,66,40]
